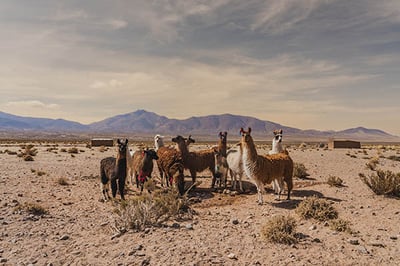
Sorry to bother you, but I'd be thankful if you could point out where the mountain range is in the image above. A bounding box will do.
[0,109,399,142]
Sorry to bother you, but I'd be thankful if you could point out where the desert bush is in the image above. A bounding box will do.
[329,218,353,233]
[387,155,400,162]
[361,170,400,197]
[57,177,69,186]
[36,170,46,176]
[296,196,338,222]
[366,157,379,170]
[114,189,194,232]
[60,148,67,152]
[16,202,48,216]
[293,162,310,179]
[6,150,17,155]
[68,147,79,154]
[326,175,344,187]
[261,215,298,245]
[24,155,34,161]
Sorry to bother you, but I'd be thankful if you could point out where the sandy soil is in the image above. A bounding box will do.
[0,141,399,266]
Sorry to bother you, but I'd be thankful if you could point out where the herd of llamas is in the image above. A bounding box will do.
[100,128,293,205]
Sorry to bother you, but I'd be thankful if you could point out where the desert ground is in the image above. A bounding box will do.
[0,139,399,266]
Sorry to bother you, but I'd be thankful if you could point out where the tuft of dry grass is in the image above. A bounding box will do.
[387,155,400,162]
[293,163,310,179]
[361,170,400,197]
[68,147,79,154]
[296,196,338,222]
[15,202,48,216]
[326,175,344,187]
[57,177,69,186]
[113,188,194,232]
[24,155,34,161]
[260,215,298,245]
[329,218,353,233]
[366,157,379,171]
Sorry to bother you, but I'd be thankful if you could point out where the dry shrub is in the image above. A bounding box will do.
[68,147,79,154]
[60,148,67,152]
[37,170,46,176]
[6,150,17,155]
[16,202,48,216]
[329,218,353,233]
[361,170,400,197]
[293,162,310,179]
[387,155,400,162]
[57,177,69,186]
[24,155,34,161]
[114,189,194,232]
[296,196,338,222]
[366,157,379,170]
[261,215,297,245]
[326,175,344,187]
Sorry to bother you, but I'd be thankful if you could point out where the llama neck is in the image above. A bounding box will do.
[176,141,189,156]
[241,137,258,162]
[271,140,283,153]
[218,141,227,157]
[155,140,164,151]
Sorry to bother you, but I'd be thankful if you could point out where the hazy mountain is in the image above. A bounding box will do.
[0,110,399,141]
[0,111,88,132]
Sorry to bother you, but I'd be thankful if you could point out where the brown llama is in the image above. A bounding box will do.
[131,148,159,193]
[240,128,293,205]
[100,139,128,201]
[172,135,218,188]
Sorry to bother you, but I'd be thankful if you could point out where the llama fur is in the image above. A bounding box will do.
[268,129,289,193]
[240,128,293,205]
[132,148,159,193]
[172,135,218,188]
[154,134,185,195]
[100,138,128,201]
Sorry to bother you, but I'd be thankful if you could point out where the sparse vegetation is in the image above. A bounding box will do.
[326,175,344,187]
[296,196,338,222]
[113,188,194,232]
[260,215,298,245]
[361,170,400,197]
[293,162,310,179]
[57,177,69,186]
[387,155,400,162]
[329,218,353,233]
[68,147,79,154]
[15,202,48,216]
[366,157,379,170]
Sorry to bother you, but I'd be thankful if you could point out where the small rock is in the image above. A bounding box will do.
[144,228,151,234]
[227,253,237,260]
[357,246,369,254]
[59,235,69,240]
[348,239,359,245]
[309,225,317,230]
[312,238,321,243]
[390,236,398,240]
[231,219,239,225]
[185,224,194,230]
[369,242,385,248]
[171,223,180,229]
[0,258,7,263]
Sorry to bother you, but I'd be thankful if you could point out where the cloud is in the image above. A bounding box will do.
[106,19,128,29]
[5,100,59,109]
[90,79,123,89]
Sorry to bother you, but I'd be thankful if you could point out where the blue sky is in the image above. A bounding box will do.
[1,0,399,135]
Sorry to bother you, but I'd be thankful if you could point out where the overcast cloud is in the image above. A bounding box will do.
[0,0,399,135]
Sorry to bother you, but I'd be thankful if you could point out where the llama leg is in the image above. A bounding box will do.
[230,170,236,190]
[239,174,243,192]
[285,176,293,200]
[111,178,118,198]
[257,183,265,205]
[101,182,109,201]
[119,176,126,200]
[190,169,196,185]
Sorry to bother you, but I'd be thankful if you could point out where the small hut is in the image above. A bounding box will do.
[328,139,361,149]
[91,138,114,147]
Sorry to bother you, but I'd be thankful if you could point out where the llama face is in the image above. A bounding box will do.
[273,129,283,143]
[172,135,187,143]
[117,138,128,154]
[144,149,159,160]
[219,131,227,143]
[240,127,252,142]
[154,135,164,147]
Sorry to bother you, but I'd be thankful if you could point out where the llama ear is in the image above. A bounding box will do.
[224,131,227,136]
[125,138,128,144]
[240,127,244,134]
[248,127,252,134]
[279,129,283,134]
[219,132,222,137]
[117,139,121,144]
